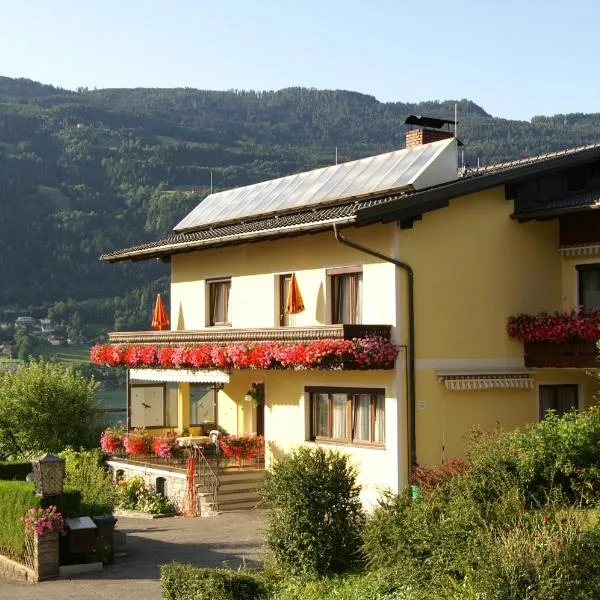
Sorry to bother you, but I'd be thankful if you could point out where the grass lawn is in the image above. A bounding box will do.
[37,345,91,365]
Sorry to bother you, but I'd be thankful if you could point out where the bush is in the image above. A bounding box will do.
[0,460,32,481]
[262,446,365,576]
[0,480,40,555]
[116,476,175,514]
[0,360,102,457]
[160,563,267,600]
[60,448,116,516]
[470,508,600,600]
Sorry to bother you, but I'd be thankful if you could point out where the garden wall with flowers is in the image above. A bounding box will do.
[90,336,399,370]
[507,309,600,343]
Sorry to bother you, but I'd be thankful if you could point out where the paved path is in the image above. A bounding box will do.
[0,510,267,600]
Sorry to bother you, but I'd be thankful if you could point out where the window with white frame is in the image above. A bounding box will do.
[328,267,363,324]
[207,277,231,326]
[308,387,385,445]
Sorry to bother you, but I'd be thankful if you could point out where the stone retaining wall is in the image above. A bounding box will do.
[106,460,192,512]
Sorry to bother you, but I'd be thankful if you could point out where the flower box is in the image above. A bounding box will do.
[524,342,599,368]
[90,337,399,371]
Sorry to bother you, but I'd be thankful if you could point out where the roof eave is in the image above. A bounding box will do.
[101,215,357,263]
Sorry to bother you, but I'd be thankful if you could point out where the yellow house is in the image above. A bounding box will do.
[97,119,600,506]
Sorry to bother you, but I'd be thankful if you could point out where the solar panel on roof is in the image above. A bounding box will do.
[174,137,458,233]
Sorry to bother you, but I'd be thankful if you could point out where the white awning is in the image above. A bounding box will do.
[129,368,230,384]
[436,370,533,391]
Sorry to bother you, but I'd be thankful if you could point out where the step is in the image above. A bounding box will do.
[218,479,265,492]
[217,498,262,511]
[217,469,265,482]
[217,489,262,503]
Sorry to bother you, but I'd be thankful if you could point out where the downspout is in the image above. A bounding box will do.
[333,223,416,477]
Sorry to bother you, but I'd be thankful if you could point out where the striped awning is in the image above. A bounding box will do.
[129,368,230,384]
[436,370,533,391]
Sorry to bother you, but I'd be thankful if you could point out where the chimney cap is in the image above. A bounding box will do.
[405,115,456,129]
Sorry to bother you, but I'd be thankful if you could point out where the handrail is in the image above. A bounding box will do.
[194,446,220,512]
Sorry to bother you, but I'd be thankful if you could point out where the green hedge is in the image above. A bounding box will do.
[160,564,267,600]
[0,481,40,555]
[0,461,32,481]
[41,490,82,518]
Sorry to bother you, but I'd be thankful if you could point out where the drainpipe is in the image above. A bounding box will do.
[333,223,416,477]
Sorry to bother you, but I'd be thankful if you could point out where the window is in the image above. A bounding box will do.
[328,267,362,324]
[129,383,177,428]
[577,264,600,312]
[190,384,217,428]
[207,277,231,326]
[279,273,292,326]
[308,387,385,445]
[539,384,578,420]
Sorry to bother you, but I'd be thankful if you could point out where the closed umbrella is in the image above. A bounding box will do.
[151,293,170,330]
[285,273,305,315]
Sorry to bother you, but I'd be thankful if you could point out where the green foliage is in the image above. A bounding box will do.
[0,360,102,457]
[363,409,600,598]
[49,489,82,519]
[269,569,420,600]
[0,460,32,481]
[0,480,40,555]
[262,446,365,576]
[116,476,175,514]
[1,74,600,320]
[160,563,267,600]
[60,448,116,516]
[467,508,600,600]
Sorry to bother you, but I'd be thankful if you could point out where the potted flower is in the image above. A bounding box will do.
[244,382,264,406]
[220,435,264,466]
[100,425,125,454]
[151,432,177,458]
[21,505,67,537]
[123,428,151,456]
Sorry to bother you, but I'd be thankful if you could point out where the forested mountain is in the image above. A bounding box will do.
[2,75,600,330]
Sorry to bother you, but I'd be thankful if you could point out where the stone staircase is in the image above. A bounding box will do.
[198,468,265,515]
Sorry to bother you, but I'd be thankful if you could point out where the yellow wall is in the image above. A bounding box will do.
[167,183,598,488]
[217,369,400,506]
[170,224,398,330]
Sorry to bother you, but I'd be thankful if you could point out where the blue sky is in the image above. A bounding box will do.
[0,0,595,121]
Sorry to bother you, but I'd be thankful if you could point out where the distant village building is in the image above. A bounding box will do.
[15,316,37,328]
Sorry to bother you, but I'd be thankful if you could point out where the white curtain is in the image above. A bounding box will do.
[354,274,363,324]
[353,394,370,441]
[314,393,329,437]
[374,396,385,443]
[332,394,347,439]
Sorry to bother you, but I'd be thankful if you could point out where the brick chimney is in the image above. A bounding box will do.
[405,127,455,149]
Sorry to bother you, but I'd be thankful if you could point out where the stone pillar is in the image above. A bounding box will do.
[34,532,59,581]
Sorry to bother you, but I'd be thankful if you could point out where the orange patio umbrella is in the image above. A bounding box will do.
[151,293,170,330]
[285,273,305,315]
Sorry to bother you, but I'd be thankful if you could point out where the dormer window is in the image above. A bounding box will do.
[207,277,231,326]
[327,267,362,324]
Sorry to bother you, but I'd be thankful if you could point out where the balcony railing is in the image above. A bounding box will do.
[108,324,392,345]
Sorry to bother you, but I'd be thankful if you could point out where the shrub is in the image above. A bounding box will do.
[116,476,175,514]
[0,461,32,481]
[60,448,116,516]
[470,507,600,600]
[262,446,365,576]
[0,360,102,456]
[0,480,40,555]
[160,563,267,600]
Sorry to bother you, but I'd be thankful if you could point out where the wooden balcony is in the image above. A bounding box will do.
[108,324,392,345]
[524,342,599,368]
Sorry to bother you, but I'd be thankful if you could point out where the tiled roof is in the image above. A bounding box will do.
[514,189,600,220]
[101,142,600,262]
